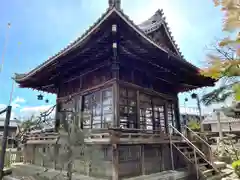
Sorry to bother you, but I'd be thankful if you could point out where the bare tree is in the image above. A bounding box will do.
[15,103,101,180]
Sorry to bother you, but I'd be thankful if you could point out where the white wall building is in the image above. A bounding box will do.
[202,111,240,132]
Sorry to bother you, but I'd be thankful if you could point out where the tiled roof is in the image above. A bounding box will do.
[138,9,182,58]
[15,6,199,82]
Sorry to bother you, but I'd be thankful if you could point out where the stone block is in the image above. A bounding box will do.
[213,161,226,169]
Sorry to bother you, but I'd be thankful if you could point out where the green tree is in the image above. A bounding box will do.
[201,0,240,105]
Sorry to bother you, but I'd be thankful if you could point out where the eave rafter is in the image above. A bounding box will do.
[119,44,200,89]
[48,32,112,83]
[15,5,214,93]
[17,23,113,89]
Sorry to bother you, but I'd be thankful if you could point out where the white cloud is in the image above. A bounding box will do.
[11,96,26,109]
[19,104,55,118]
[0,96,26,119]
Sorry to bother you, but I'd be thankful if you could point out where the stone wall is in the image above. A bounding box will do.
[118,144,186,179]
[23,143,188,179]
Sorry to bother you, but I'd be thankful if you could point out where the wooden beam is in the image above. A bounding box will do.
[50,50,111,82]
[118,80,176,101]
[120,45,201,88]
[118,24,198,74]
[41,26,112,77]
[57,79,115,102]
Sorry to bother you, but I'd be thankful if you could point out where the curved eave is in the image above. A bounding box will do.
[138,9,183,58]
[15,7,206,86]
[178,77,215,93]
[14,7,114,83]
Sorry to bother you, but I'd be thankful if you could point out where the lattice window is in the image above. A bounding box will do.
[139,93,153,130]
[153,98,165,132]
[102,88,113,128]
[167,102,176,133]
[92,91,101,128]
[119,88,137,128]
[61,99,76,126]
[82,87,113,129]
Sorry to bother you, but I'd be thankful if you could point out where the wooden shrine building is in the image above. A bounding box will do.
[14,0,215,179]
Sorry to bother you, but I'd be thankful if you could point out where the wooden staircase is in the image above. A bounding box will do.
[169,125,222,180]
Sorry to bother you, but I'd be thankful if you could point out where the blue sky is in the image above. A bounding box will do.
[0,0,225,118]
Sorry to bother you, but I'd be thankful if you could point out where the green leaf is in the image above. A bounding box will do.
[233,83,240,101]
[201,85,233,106]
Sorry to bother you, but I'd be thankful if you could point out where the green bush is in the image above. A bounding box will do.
[232,160,240,177]
[188,120,200,132]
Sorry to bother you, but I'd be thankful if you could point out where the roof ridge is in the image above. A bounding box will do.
[137,9,183,58]
[156,9,183,58]
[15,6,200,83]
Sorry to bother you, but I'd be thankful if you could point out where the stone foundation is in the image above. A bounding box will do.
[7,163,190,180]
[22,143,188,179]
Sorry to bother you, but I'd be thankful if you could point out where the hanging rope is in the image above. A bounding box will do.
[0,23,11,73]
[9,42,21,105]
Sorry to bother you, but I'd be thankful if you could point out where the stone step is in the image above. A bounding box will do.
[205,174,221,180]
[213,161,226,170]
[198,163,209,171]
[203,169,215,177]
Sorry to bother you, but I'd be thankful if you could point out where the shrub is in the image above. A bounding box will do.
[232,160,240,177]
[188,120,200,132]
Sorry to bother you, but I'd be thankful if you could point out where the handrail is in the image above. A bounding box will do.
[184,125,214,164]
[0,107,7,115]
[184,125,211,149]
[169,124,205,157]
[169,124,221,176]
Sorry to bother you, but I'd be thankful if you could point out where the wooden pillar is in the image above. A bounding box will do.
[161,145,165,171]
[136,90,140,129]
[53,144,59,170]
[32,145,35,164]
[112,131,119,180]
[164,102,169,134]
[151,97,156,131]
[141,145,145,175]
[113,82,119,127]
[55,100,62,132]
[174,98,181,132]
[111,24,120,128]
[76,95,83,128]
[41,146,45,167]
[111,24,119,79]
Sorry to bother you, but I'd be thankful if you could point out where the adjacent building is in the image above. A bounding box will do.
[202,111,240,133]
[0,118,19,147]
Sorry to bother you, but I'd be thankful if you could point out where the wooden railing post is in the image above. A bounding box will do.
[193,148,199,179]
[141,145,145,175]
[111,130,119,180]
[169,125,174,171]
[0,106,11,179]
